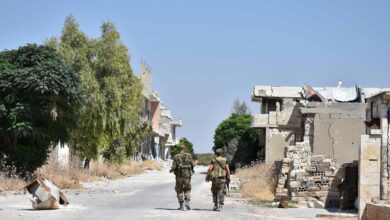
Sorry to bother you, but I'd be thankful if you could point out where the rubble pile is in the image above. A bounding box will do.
[276,141,341,208]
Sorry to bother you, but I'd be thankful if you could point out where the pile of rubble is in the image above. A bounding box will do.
[276,141,341,208]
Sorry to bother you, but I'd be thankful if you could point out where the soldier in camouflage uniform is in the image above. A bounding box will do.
[205,148,231,211]
[170,145,195,211]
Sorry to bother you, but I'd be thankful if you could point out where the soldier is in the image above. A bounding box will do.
[205,148,231,211]
[169,145,195,211]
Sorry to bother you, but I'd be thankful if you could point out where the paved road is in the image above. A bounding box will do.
[0,167,261,220]
[0,166,358,220]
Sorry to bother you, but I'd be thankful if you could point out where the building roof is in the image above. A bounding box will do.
[252,85,390,102]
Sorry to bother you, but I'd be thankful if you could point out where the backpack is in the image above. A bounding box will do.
[177,154,192,178]
[211,157,227,179]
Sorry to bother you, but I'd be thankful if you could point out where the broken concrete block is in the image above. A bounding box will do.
[289,181,300,188]
[313,200,325,208]
[25,176,69,210]
[281,167,290,174]
[310,155,324,162]
[308,186,321,192]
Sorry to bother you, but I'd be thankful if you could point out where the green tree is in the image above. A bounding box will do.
[0,44,81,176]
[94,21,151,163]
[213,114,261,168]
[171,138,197,160]
[47,16,151,165]
[46,16,108,167]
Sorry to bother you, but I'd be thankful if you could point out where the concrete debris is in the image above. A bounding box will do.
[275,141,341,208]
[24,176,69,210]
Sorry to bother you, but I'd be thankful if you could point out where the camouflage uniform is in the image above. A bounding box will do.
[170,153,194,205]
[210,156,227,208]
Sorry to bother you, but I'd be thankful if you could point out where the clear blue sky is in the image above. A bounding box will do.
[1,0,390,153]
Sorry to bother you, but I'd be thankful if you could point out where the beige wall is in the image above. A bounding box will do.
[313,114,366,164]
[265,128,297,162]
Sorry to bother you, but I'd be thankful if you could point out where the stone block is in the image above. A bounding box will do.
[308,186,321,192]
[370,129,382,135]
[325,171,334,176]
[289,181,300,188]
[310,155,323,162]
[313,191,330,197]
[281,167,290,174]
[320,186,329,191]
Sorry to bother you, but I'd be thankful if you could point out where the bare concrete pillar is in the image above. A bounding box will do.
[303,114,314,149]
[359,134,381,219]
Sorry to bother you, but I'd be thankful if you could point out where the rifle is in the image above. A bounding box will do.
[225,176,231,196]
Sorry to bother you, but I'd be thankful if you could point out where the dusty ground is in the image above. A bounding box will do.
[0,166,357,220]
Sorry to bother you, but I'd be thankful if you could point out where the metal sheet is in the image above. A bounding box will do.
[318,87,359,102]
[24,176,68,210]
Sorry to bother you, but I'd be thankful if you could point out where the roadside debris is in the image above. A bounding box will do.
[24,176,69,210]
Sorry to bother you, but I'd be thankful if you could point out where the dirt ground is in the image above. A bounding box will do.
[0,166,358,220]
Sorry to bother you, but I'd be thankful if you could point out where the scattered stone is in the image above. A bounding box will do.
[276,141,341,208]
[310,155,323,162]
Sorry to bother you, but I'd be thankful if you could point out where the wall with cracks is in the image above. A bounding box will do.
[301,103,367,164]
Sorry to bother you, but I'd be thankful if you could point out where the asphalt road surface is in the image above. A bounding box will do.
[0,166,358,220]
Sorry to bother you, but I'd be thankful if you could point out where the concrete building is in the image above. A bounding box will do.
[251,85,388,164]
[251,84,390,214]
[138,62,182,161]
[159,104,182,160]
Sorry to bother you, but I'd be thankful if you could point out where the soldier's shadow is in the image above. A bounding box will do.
[154,208,211,211]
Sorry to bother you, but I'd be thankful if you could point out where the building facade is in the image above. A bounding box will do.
[138,62,182,161]
[251,84,390,213]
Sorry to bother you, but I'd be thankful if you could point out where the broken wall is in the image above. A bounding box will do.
[302,103,366,164]
[266,128,300,163]
[276,141,342,208]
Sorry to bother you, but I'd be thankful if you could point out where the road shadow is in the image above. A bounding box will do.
[17,208,59,211]
[155,208,212,212]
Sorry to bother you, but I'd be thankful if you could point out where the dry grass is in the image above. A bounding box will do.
[235,163,277,201]
[0,160,161,191]
[37,160,161,189]
[0,173,26,191]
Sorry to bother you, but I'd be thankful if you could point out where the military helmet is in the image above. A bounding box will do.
[178,144,186,151]
[215,148,223,155]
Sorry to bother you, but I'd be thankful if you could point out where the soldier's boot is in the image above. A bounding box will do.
[213,203,219,211]
[219,204,223,211]
[185,199,191,210]
[178,202,185,211]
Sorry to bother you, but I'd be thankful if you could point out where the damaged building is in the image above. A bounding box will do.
[251,84,390,217]
[138,62,182,161]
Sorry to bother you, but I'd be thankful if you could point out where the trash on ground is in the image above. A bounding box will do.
[24,176,69,210]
